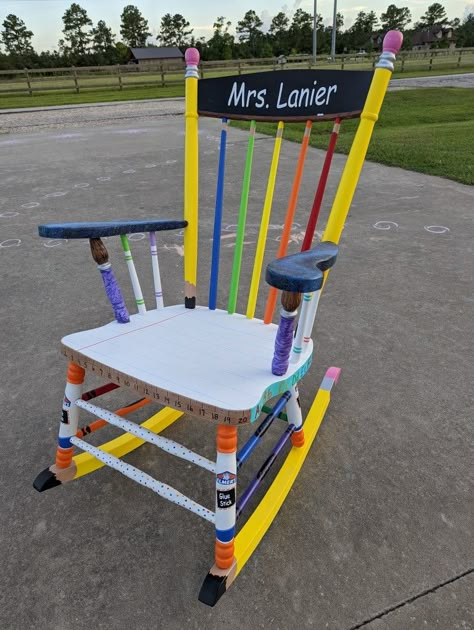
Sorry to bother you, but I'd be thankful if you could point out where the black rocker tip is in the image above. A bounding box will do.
[33,468,62,492]
[198,573,228,607]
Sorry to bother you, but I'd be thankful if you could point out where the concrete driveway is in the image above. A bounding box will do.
[0,103,472,629]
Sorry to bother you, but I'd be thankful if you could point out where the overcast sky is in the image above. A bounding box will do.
[0,0,472,51]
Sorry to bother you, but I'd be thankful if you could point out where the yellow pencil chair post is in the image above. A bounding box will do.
[33,32,403,605]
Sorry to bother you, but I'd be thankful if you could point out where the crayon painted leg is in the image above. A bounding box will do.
[199,425,238,606]
[288,385,305,448]
[33,362,85,492]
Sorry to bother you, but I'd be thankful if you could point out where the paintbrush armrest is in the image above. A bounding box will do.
[265,241,338,294]
[38,219,187,239]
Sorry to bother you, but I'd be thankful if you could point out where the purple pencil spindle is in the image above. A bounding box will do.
[271,291,301,376]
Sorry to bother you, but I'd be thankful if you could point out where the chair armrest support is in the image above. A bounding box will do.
[38,219,187,239]
[265,241,338,294]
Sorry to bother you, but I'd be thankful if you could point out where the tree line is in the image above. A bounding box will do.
[1,2,473,70]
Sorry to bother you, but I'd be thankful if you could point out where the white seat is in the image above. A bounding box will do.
[62,305,313,424]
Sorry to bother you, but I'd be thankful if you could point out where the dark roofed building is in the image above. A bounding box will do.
[129,47,184,66]
[411,26,455,50]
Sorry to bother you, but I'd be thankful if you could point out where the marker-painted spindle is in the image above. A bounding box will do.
[120,234,146,315]
[291,292,313,360]
[149,232,164,309]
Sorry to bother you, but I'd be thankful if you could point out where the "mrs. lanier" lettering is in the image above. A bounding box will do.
[227,80,338,111]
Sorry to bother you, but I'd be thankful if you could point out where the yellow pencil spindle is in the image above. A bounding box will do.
[184,48,200,309]
[246,121,284,319]
[323,31,403,246]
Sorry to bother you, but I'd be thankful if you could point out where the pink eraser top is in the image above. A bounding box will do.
[383,30,403,54]
[326,366,341,384]
[185,48,200,65]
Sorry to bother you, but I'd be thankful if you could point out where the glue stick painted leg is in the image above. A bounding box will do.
[215,425,237,568]
[33,362,85,492]
[199,425,238,606]
[287,385,304,448]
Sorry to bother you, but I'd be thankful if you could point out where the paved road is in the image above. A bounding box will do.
[391,71,474,88]
[0,98,184,134]
[0,98,473,629]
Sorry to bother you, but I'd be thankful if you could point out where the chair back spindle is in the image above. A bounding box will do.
[209,118,228,310]
[184,48,200,309]
[189,37,398,329]
[291,292,313,360]
[227,120,256,314]
[301,117,341,252]
[149,231,164,309]
[263,120,313,324]
[120,234,146,314]
[246,121,284,320]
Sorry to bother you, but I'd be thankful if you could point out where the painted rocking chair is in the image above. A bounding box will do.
[33,32,403,606]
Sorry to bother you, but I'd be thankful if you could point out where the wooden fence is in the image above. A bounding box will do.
[0,48,473,97]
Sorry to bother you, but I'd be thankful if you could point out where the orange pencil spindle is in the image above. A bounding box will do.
[264,121,313,324]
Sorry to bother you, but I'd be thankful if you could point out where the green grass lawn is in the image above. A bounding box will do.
[0,85,185,109]
[232,88,473,185]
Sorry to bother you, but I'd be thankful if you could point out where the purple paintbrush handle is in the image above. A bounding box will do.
[272,314,296,376]
[100,266,130,323]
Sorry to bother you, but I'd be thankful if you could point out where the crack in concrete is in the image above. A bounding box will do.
[348,567,474,629]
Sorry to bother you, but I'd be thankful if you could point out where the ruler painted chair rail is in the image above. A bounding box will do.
[32,31,403,606]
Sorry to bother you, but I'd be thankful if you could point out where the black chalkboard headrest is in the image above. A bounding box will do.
[198,70,373,122]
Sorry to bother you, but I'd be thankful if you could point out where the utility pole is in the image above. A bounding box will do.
[313,0,317,63]
[331,0,337,58]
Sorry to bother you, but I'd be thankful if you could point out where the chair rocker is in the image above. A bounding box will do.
[33,32,403,606]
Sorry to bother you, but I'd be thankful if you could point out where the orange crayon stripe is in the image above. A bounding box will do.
[67,362,85,385]
[215,539,235,569]
[56,446,74,468]
[291,429,305,448]
[76,398,151,438]
[217,425,237,453]
[264,121,312,324]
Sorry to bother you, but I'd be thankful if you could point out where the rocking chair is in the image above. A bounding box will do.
[33,31,403,606]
